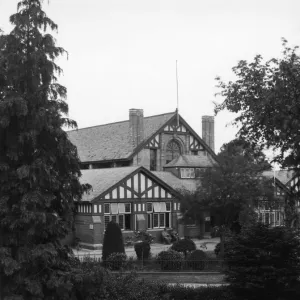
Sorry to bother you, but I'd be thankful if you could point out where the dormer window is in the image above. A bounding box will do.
[180,168,195,178]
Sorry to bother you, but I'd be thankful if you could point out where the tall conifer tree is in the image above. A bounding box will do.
[0,1,88,298]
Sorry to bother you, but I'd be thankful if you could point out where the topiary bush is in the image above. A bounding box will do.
[102,221,125,261]
[134,241,151,260]
[170,238,196,258]
[106,252,127,270]
[187,249,207,270]
[225,223,300,300]
[156,250,184,271]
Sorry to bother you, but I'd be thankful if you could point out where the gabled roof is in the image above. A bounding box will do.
[80,167,139,201]
[79,166,184,202]
[68,112,175,162]
[164,154,217,168]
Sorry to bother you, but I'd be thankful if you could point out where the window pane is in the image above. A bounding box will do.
[125,203,131,213]
[190,168,195,178]
[111,215,117,223]
[153,213,159,227]
[125,214,131,230]
[165,212,170,228]
[265,213,269,225]
[119,215,124,229]
[177,203,181,210]
[166,202,171,211]
[160,213,165,228]
[93,204,97,213]
[147,214,152,229]
[147,202,153,212]
[104,203,110,214]
[150,149,157,171]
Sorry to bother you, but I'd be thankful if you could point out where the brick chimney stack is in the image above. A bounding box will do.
[202,116,215,152]
[129,109,144,148]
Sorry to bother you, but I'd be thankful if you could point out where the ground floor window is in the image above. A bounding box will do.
[147,201,171,229]
[104,203,132,230]
[147,212,171,229]
[257,210,283,226]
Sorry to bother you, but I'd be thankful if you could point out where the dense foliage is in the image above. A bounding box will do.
[156,250,184,270]
[102,221,125,261]
[215,39,300,171]
[134,241,151,260]
[0,1,89,298]
[170,238,196,258]
[224,223,300,300]
[71,258,231,300]
[187,249,207,270]
[106,252,127,270]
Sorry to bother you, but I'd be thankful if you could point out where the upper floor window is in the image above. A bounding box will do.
[150,149,157,171]
[180,168,195,178]
[166,140,181,164]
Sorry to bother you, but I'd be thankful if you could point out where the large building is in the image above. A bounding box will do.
[67,109,218,249]
[67,109,297,249]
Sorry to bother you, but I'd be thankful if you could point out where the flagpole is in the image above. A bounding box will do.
[176,60,179,127]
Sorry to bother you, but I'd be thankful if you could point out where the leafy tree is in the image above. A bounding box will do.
[180,138,276,257]
[224,223,300,300]
[215,39,300,171]
[0,0,89,298]
[102,221,125,261]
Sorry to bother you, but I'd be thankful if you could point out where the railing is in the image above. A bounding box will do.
[73,254,225,272]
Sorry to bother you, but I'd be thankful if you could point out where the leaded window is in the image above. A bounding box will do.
[166,140,181,164]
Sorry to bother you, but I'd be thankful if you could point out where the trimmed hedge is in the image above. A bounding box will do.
[156,250,184,271]
[187,249,207,270]
[170,238,196,257]
[106,252,127,270]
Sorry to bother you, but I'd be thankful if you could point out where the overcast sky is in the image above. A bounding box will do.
[1,0,300,153]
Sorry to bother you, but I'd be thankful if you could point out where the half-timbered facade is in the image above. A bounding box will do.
[67,109,298,248]
[75,166,193,249]
[67,109,217,248]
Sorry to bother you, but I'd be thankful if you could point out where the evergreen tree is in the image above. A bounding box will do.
[0,1,88,298]
[102,221,125,261]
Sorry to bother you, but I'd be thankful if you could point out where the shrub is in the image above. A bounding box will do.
[225,223,300,300]
[106,252,127,270]
[134,241,151,260]
[134,230,154,243]
[214,242,220,256]
[156,250,184,271]
[102,221,125,261]
[187,249,207,270]
[170,238,196,257]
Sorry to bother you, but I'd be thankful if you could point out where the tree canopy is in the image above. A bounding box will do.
[0,0,88,298]
[181,138,275,229]
[215,39,300,171]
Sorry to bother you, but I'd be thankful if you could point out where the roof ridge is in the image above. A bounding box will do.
[67,111,175,133]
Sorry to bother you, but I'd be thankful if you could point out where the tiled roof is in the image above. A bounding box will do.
[153,171,199,193]
[262,170,295,185]
[164,154,217,168]
[80,167,139,201]
[68,112,175,162]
